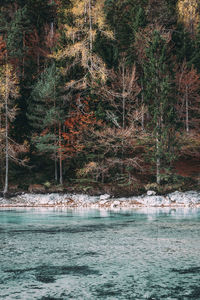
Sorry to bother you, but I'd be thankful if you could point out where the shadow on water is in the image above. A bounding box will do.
[93,282,123,298]
[0,221,136,235]
[171,267,200,274]
[4,265,100,284]
[40,297,68,300]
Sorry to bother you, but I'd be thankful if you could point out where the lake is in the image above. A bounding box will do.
[0,208,200,300]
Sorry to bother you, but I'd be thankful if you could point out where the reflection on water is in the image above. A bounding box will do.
[0,208,200,299]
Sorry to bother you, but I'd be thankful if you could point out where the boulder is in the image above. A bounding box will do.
[99,199,107,205]
[110,200,120,208]
[141,196,166,206]
[100,194,110,201]
[147,190,156,196]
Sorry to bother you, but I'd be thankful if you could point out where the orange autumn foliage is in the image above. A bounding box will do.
[62,100,98,157]
[175,62,200,131]
[0,36,7,60]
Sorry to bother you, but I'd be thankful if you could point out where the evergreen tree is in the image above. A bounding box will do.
[104,0,146,64]
[142,29,177,184]
[189,23,200,72]
[28,63,64,184]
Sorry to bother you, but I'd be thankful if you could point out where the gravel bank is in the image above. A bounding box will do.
[0,190,200,208]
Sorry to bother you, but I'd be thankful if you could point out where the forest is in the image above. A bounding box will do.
[0,0,200,196]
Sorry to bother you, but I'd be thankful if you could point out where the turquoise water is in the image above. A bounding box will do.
[0,208,200,300]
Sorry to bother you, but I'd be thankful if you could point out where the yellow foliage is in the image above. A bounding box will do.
[0,64,19,100]
[53,0,113,84]
[77,161,98,177]
[71,0,85,17]
[177,0,200,35]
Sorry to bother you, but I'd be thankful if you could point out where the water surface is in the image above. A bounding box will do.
[0,208,200,299]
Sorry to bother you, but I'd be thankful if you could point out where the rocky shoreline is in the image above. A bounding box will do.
[0,190,200,208]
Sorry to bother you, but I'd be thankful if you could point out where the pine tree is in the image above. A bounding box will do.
[189,23,200,72]
[142,29,177,184]
[28,63,64,184]
[104,0,146,64]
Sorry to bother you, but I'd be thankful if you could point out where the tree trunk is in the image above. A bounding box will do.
[54,129,58,182]
[121,62,126,172]
[156,134,161,185]
[140,81,145,130]
[122,63,125,130]
[50,22,54,41]
[50,0,54,44]
[4,64,9,194]
[37,53,40,73]
[156,108,161,185]
[88,0,93,71]
[54,152,58,182]
[59,122,63,185]
[22,32,25,78]
[141,105,144,131]
[0,115,4,187]
[186,86,189,132]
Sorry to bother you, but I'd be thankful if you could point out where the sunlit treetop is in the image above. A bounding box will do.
[177,0,200,35]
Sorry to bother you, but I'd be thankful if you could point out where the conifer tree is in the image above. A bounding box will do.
[189,23,200,72]
[28,63,64,184]
[142,29,177,184]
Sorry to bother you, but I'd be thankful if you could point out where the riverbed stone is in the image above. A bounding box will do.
[100,194,110,201]
[0,190,200,207]
[111,200,120,208]
[141,196,166,206]
[147,190,156,196]
[99,199,108,205]
[168,191,200,205]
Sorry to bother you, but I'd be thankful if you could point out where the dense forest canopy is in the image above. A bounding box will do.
[0,0,199,195]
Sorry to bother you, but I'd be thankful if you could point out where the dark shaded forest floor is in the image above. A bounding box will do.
[1,156,199,199]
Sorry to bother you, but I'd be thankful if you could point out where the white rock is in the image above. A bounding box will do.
[38,198,50,205]
[71,194,99,203]
[110,200,121,209]
[48,200,56,205]
[168,191,183,202]
[147,190,156,196]
[100,194,110,201]
[99,200,107,205]
[141,196,166,206]
[0,190,199,207]
[190,197,200,204]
